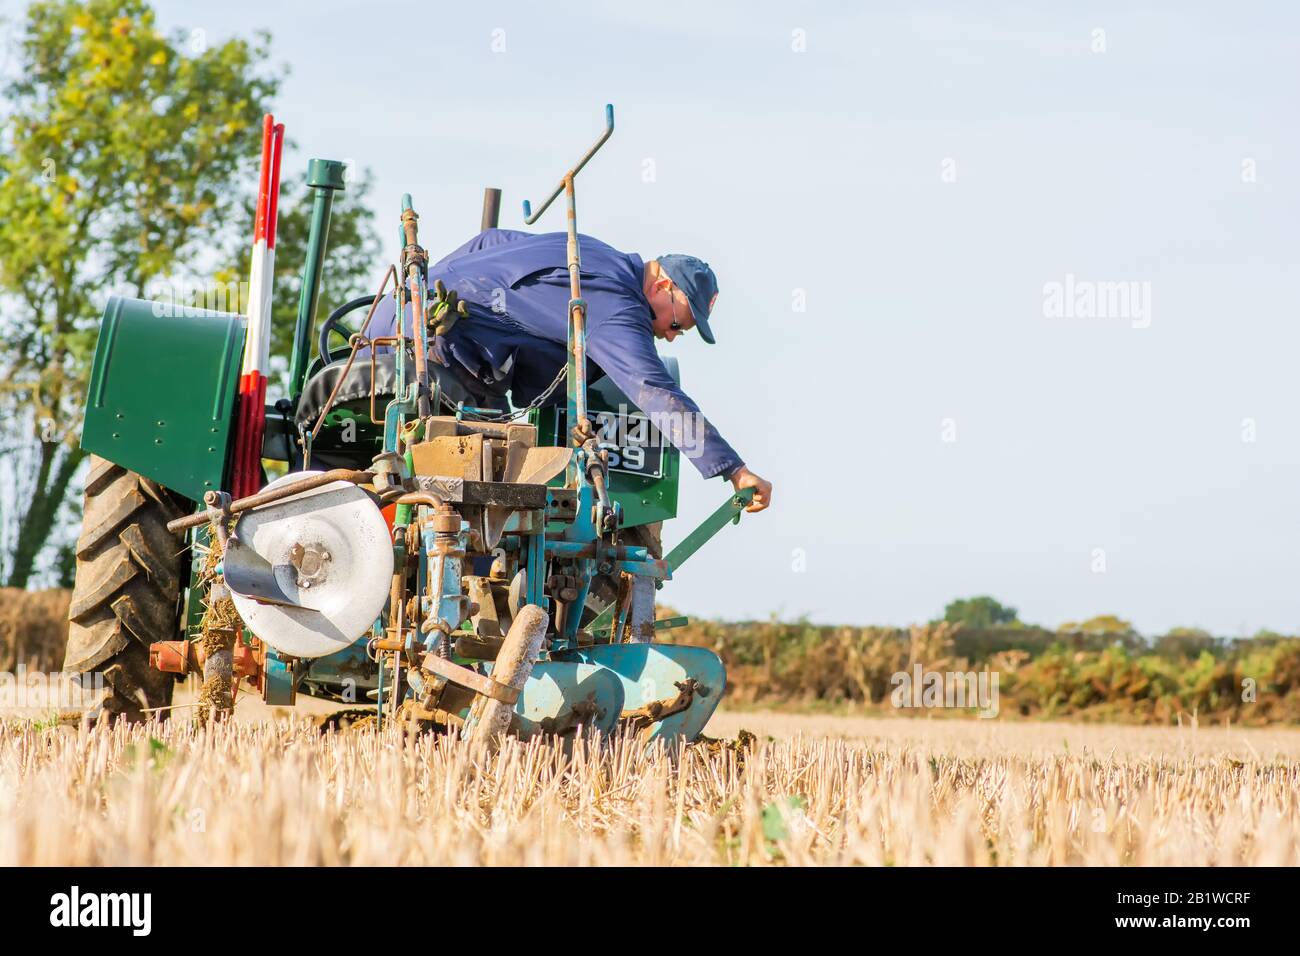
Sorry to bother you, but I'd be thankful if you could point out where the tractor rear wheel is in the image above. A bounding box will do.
[63,456,190,722]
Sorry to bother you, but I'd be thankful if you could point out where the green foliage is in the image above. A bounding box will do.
[942,595,1019,629]
[120,735,172,771]
[1153,627,1222,660]
[0,0,375,589]
[666,609,1300,724]
[1058,614,1137,638]
[761,796,808,853]
[0,0,282,586]
[0,0,279,417]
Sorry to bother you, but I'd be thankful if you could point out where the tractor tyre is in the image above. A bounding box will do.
[63,456,190,722]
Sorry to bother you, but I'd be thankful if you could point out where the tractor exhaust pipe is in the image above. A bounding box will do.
[481,187,502,230]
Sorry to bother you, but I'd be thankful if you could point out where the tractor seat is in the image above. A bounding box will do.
[295,352,500,433]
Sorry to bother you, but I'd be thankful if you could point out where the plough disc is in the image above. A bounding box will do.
[510,661,625,739]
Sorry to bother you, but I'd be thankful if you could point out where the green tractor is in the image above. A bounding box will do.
[63,106,750,741]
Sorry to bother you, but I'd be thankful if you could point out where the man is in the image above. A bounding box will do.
[373,228,772,513]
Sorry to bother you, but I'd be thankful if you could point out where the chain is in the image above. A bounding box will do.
[437,362,569,423]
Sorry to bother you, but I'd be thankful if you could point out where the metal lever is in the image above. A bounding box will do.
[664,487,756,573]
[522,104,615,224]
[398,193,433,418]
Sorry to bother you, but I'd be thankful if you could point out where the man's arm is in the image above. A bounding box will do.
[585,308,746,482]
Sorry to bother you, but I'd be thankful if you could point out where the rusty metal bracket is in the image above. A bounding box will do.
[538,697,603,737]
[166,469,376,534]
[619,678,700,731]
[149,635,262,690]
[421,653,519,705]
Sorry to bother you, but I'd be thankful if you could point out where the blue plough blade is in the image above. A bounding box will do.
[512,661,625,739]
[558,643,727,743]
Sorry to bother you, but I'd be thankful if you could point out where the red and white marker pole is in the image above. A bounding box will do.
[232,114,285,499]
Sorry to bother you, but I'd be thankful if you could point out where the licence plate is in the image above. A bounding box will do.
[560,409,665,478]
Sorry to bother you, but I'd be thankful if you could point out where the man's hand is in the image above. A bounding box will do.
[427,278,469,337]
[729,465,772,513]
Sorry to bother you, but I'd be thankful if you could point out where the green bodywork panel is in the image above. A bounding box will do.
[82,296,245,502]
[533,356,681,529]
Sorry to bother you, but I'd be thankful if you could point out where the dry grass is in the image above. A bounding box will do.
[0,588,69,673]
[1,712,1298,866]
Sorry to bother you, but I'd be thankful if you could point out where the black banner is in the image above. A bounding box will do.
[0,866,1284,944]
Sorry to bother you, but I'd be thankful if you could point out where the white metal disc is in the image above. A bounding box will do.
[227,471,393,659]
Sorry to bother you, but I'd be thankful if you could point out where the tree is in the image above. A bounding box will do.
[1058,614,1137,637]
[0,0,378,587]
[942,596,1020,629]
[0,0,279,586]
[1153,627,1220,659]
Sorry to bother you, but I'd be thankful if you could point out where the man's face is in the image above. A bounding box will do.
[648,275,696,342]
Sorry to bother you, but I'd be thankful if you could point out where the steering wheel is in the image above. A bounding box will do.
[317,294,383,367]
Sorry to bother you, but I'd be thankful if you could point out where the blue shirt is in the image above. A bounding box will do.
[372,229,743,480]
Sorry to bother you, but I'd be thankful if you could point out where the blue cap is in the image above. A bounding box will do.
[656,254,719,344]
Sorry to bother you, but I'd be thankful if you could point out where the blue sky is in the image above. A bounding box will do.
[7,1,1300,634]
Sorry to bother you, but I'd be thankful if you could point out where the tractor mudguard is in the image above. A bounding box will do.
[82,296,245,502]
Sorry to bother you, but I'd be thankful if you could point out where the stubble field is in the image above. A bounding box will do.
[1,700,1297,866]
